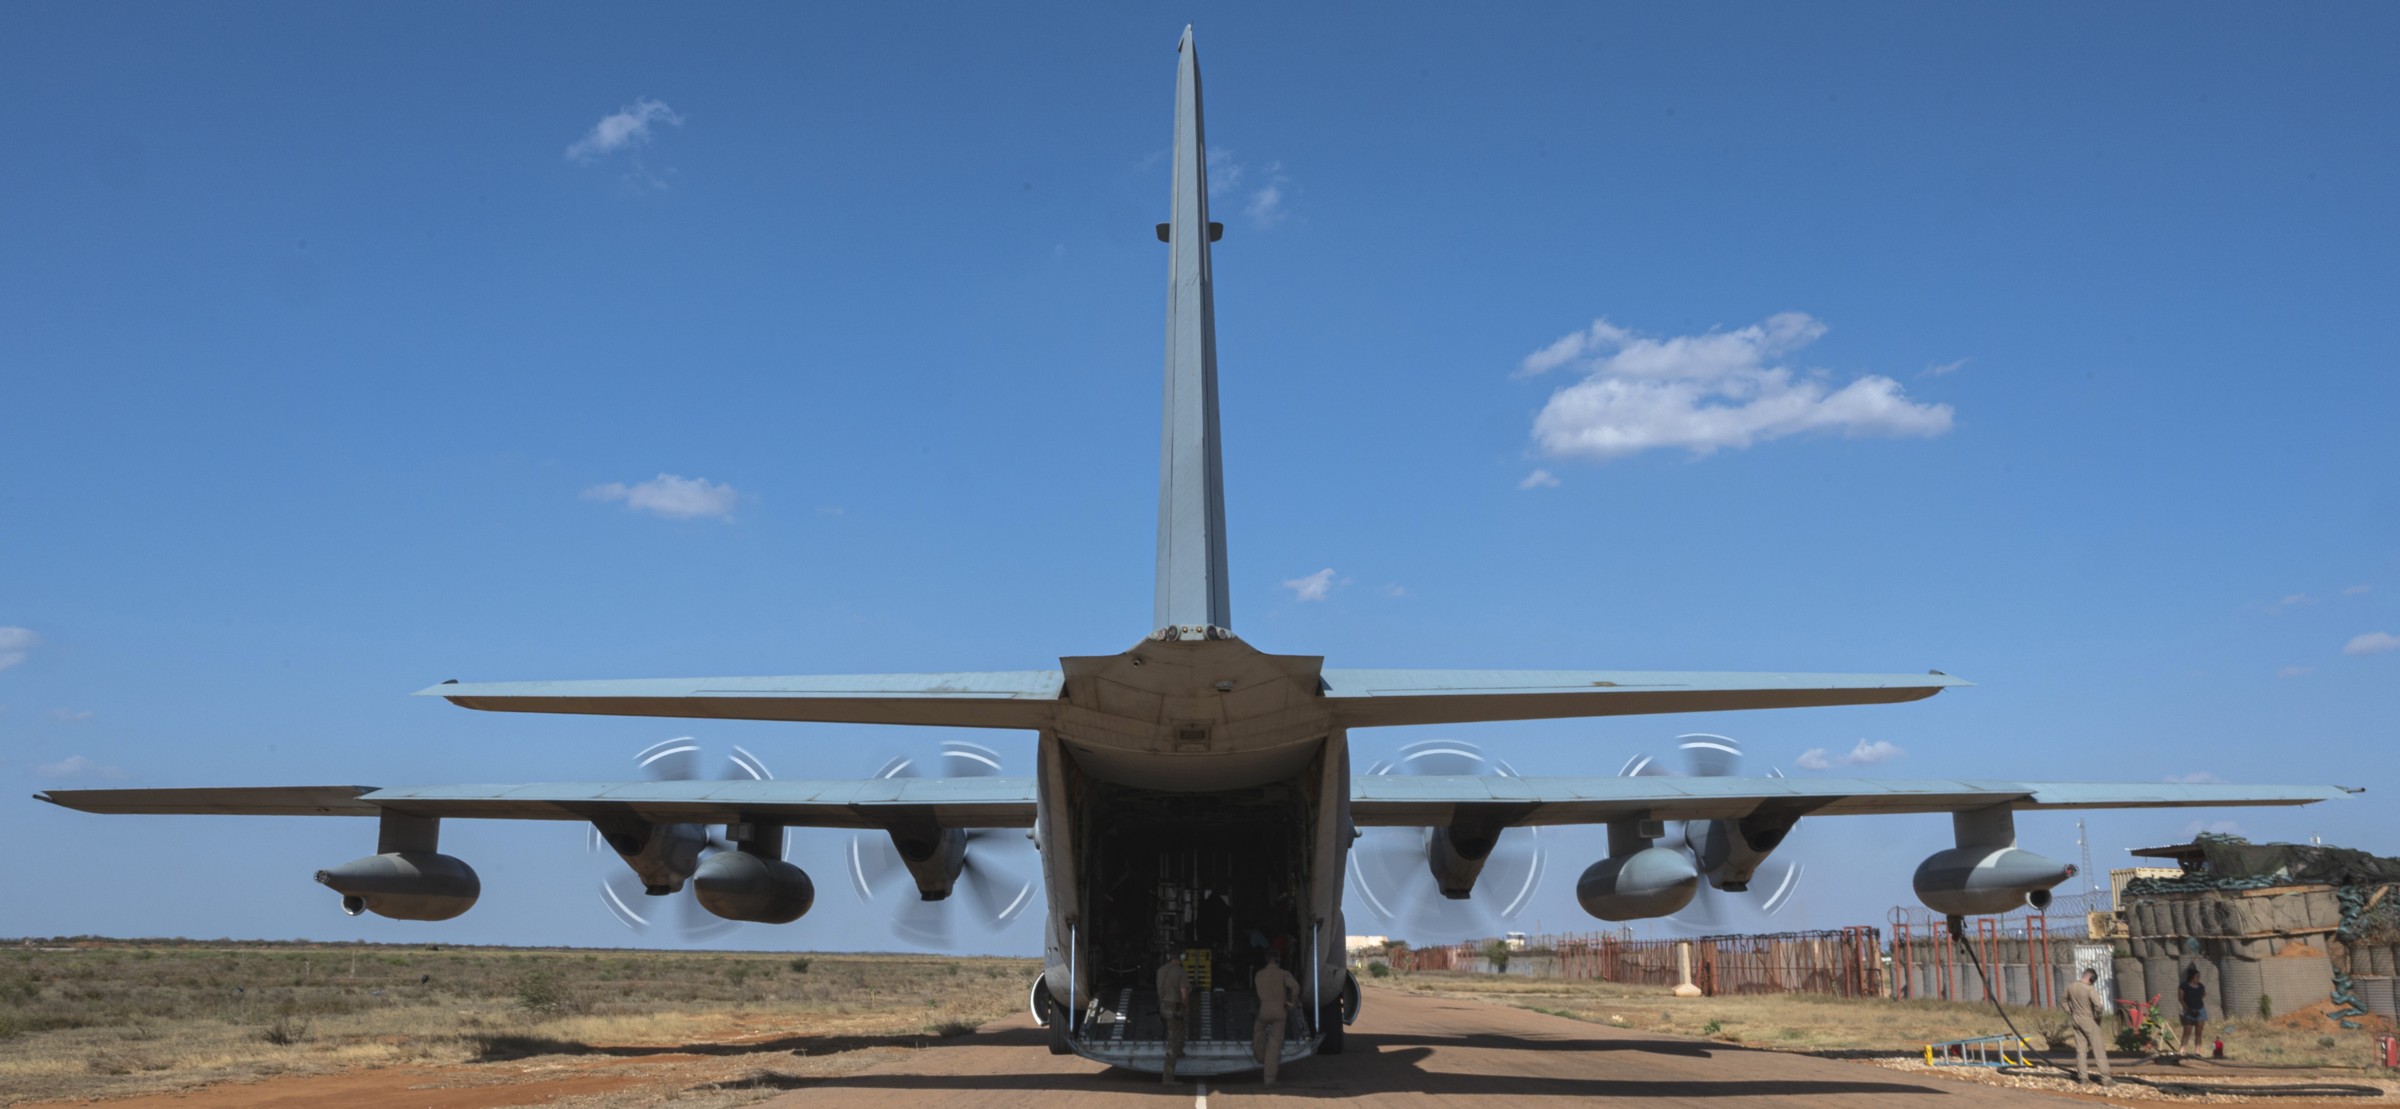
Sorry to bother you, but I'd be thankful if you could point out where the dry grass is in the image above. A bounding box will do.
[1377,969,2396,1071]
[0,938,1036,1105]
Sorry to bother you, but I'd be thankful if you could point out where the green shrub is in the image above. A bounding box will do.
[788,957,812,974]
[1366,961,1391,979]
[514,969,567,1015]
[1701,1018,1723,1035]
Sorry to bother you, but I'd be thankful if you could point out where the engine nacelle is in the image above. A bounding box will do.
[1912,846,2071,917]
[1576,846,1699,922]
[596,821,707,894]
[317,851,481,921]
[693,851,815,924]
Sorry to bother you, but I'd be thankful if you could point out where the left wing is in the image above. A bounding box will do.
[1351,775,2354,827]
[37,777,1040,830]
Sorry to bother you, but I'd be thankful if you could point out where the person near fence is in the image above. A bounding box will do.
[2177,965,2208,1056]
[2064,967,2114,1085]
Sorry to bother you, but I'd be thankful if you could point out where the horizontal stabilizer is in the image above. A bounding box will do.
[1323,669,1970,728]
[1352,775,2352,828]
[418,672,1064,729]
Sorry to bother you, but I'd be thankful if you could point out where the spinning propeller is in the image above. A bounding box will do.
[1619,733,1805,933]
[847,741,1037,948]
[587,737,776,942]
[1349,740,1546,939]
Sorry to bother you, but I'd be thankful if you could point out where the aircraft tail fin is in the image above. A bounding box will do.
[1153,25,1232,638]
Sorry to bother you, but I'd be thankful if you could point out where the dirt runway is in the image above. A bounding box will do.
[759,986,2086,1107]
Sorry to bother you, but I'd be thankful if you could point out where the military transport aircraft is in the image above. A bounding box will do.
[39,28,2349,1078]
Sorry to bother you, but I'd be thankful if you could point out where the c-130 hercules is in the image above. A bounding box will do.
[41,27,2351,1078]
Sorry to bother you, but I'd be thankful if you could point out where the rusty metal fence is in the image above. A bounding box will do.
[1387,928,1884,999]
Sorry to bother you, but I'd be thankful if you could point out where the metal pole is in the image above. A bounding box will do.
[1068,921,1078,1036]
[1311,921,1322,1028]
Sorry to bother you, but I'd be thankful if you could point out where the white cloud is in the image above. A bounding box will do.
[1795,738,1906,771]
[1919,358,1969,378]
[2344,584,2373,596]
[1381,584,1408,599]
[2263,593,2314,613]
[2164,771,2223,784]
[1518,469,1560,490]
[1520,313,1954,462]
[2275,665,2313,679]
[2343,631,2400,657]
[49,708,93,723]
[34,755,127,781]
[583,474,739,520]
[1282,568,1337,602]
[566,98,684,163]
[0,626,38,672]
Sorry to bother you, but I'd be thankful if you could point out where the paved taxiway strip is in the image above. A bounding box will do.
[760,987,2090,1107]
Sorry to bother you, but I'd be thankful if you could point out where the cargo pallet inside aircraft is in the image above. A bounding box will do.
[37,25,2351,1079]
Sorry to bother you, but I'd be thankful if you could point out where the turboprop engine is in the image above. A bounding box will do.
[317,851,481,921]
[693,849,816,925]
[1576,820,1700,922]
[1911,807,2072,917]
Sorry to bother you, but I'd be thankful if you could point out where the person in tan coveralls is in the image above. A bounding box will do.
[2063,967,2114,1085]
[1251,950,1302,1086]
[1156,956,1189,1085]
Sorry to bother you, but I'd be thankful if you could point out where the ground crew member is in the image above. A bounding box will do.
[2063,967,2113,1086]
[1157,954,1190,1085]
[1251,950,1302,1087]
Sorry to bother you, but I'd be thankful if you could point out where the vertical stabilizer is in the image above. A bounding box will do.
[1155,26,1233,635]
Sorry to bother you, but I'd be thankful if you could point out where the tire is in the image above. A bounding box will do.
[1316,1003,1345,1055]
[1048,1008,1074,1055]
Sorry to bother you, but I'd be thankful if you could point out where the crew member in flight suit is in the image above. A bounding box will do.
[2063,967,2114,1085]
[1157,955,1190,1085]
[1251,950,1302,1086]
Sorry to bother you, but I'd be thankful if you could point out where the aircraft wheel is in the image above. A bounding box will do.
[1316,1002,1345,1054]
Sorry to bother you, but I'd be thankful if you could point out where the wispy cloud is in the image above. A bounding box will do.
[2343,631,2400,657]
[1282,568,1338,602]
[2275,665,2313,679]
[1919,358,1969,378]
[0,626,38,672]
[1208,149,1292,229]
[49,708,94,723]
[2262,593,2314,614]
[583,474,740,520]
[1520,314,1953,462]
[2164,771,2223,784]
[566,98,684,163]
[1795,738,1906,771]
[1518,469,1560,490]
[2343,584,2372,597]
[34,755,127,781]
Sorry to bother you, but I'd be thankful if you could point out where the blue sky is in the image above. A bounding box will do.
[3,4,2394,954]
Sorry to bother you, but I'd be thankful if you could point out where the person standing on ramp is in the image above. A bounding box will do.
[1252,950,1301,1086]
[2063,967,2114,1086]
[1157,955,1190,1085]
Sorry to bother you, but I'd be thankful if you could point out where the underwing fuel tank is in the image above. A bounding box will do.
[1911,846,2071,917]
[316,852,481,921]
[692,851,815,924]
[1575,846,1699,922]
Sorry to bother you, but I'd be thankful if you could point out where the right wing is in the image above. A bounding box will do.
[1349,775,2354,828]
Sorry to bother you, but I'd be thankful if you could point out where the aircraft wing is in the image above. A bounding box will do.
[1349,776,2354,827]
[417,672,1064,729]
[1321,670,1970,728]
[36,777,1041,830]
